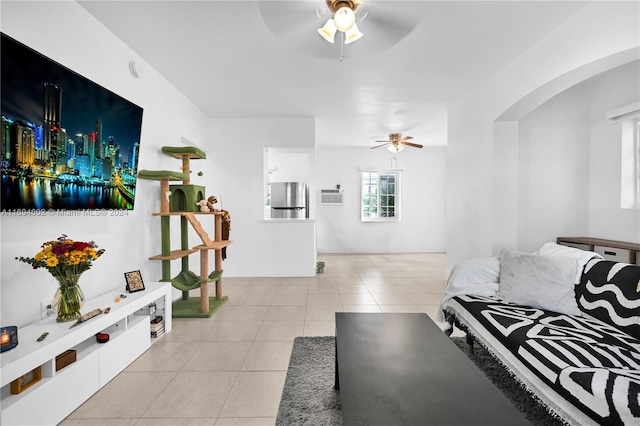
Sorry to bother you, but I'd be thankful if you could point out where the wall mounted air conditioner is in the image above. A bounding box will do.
[320,189,344,205]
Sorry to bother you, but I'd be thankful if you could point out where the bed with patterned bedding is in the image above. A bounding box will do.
[443,251,640,426]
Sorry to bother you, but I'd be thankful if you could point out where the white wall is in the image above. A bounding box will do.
[267,151,312,185]
[516,82,591,252]
[0,1,211,327]
[312,146,447,253]
[205,117,317,277]
[587,61,640,242]
[447,1,640,269]
[516,60,640,253]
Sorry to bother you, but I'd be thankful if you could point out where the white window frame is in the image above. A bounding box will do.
[607,102,640,209]
[360,170,401,222]
[620,117,640,209]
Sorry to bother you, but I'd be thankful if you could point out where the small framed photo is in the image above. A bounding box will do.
[124,270,145,293]
[10,366,42,394]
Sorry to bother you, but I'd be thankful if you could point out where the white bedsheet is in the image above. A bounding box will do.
[436,256,500,324]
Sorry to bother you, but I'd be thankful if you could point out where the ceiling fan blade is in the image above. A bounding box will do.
[371,143,391,149]
[355,2,420,51]
[402,141,423,149]
[375,140,391,143]
[400,136,414,141]
[258,1,341,60]
[258,1,320,36]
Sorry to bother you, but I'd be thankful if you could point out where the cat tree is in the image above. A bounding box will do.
[138,146,230,317]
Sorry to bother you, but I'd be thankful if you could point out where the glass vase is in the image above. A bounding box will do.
[52,273,84,322]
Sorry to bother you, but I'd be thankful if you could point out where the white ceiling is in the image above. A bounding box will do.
[79,0,588,148]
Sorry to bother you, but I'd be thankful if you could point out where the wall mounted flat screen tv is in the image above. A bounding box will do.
[1,33,144,211]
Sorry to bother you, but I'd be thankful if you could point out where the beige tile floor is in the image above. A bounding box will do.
[60,253,453,426]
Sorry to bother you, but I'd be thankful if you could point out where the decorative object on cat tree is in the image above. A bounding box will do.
[138,145,231,318]
[196,199,209,212]
[205,195,231,259]
[207,195,218,212]
[220,209,231,260]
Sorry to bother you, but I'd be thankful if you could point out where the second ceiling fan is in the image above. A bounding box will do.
[372,133,423,153]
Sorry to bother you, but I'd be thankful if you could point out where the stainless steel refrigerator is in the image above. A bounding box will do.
[270,182,308,219]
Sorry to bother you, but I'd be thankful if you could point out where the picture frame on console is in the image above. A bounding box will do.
[124,270,145,293]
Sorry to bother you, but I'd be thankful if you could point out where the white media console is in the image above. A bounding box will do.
[0,281,172,425]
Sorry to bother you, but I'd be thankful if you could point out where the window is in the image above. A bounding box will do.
[361,170,400,221]
[608,103,640,209]
[620,117,640,209]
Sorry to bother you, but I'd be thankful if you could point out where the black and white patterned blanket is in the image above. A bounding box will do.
[446,295,640,426]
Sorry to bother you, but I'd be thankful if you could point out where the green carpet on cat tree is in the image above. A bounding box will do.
[172,296,228,318]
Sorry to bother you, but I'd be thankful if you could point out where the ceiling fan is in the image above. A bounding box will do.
[372,133,423,153]
[257,1,419,60]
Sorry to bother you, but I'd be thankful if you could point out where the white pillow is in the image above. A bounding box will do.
[537,242,603,284]
[498,249,581,316]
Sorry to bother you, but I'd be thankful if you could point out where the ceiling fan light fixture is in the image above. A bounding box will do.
[318,18,337,43]
[344,23,363,44]
[388,144,405,153]
[319,0,363,45]
[333,6,355,31]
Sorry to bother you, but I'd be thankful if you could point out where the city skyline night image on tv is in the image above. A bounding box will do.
[1,33,144,212]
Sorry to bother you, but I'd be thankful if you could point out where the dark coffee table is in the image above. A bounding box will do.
[335,312,530,426]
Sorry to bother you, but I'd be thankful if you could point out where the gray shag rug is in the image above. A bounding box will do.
[276,336,566,426]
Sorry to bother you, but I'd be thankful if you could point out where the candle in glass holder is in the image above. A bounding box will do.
[0,326,18,352]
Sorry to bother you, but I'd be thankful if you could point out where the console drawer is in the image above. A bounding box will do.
[593,245,631,263]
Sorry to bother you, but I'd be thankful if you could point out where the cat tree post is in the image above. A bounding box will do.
[215,214,224,300]
[181,155,191,185]
[160,178,169,213]
[159,179,171,282]
[199,248,210,313]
